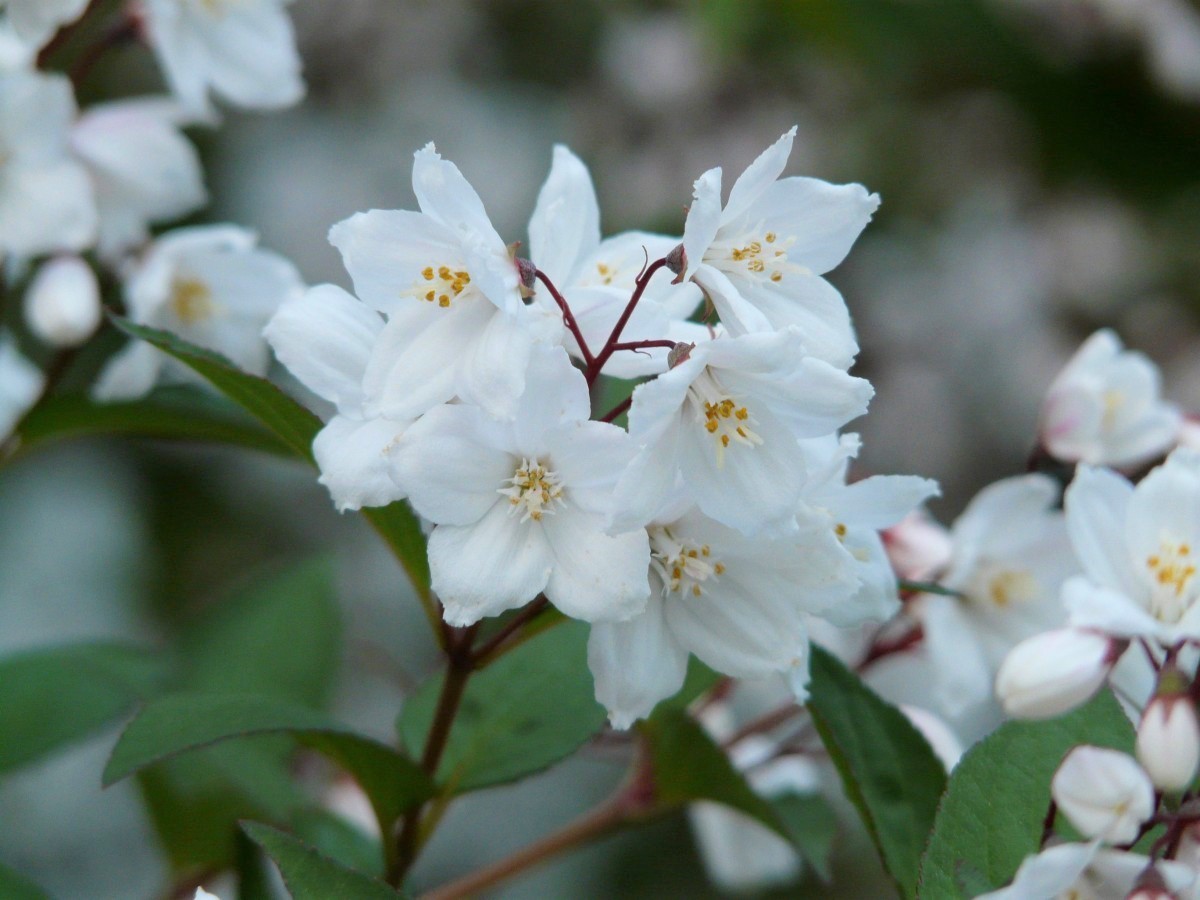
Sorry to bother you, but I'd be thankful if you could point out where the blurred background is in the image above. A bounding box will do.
[4,0,1200,896]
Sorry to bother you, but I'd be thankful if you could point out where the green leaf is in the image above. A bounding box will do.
[0,861,50,900]
[656,657,722,714]
[918,691,1135,899]
[772,791,838,883]
[105,694,434,825]
[11,387,293,461]
[181,560,341,709]
[398,621,605,793]
[807,646,947,899]
[638,707,790,841]
[242,822,404,900]
[291,809,385,879]
[360,503,431,602]
[0,641,167,774]
[111,317,320,462]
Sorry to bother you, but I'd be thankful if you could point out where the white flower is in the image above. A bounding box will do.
[675,127,879,368]
[331,144,561,422]
[995,628,1120,720]
[0,331,42,439]
[979,843,1193,900]
[1136,694,1200,792]
[1041,329,1180,468]
[95,225,303,401]
[1052,746,1155,844]
[388,346,649,627]
[588,505,858,728]
[612,330,873,536]
[528,144,706,378]
[2,0,88,49]
[912,475,1076,716]
[883,510,953,583]
[193,890,221,900]
[70,97,206,260]
[0,70,96,257]
[265,284,407,512]
[24,255,100,347]
[141,0,304,113]
[1062,450,1200,644]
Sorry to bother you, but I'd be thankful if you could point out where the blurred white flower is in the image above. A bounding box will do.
[979,843,1193,900]
[193,889,221,900]
[995,628,1120,719]
[1040,329,1179,468]
[1136,693,1200,792]
[0,70,96,258]
[2,0,88,49]
[23,255,101,348]
[70,97,206,260]
[141,0,304,113]
[0,331,42,438]
[1052,746,1154,844]
[94,225,303,400]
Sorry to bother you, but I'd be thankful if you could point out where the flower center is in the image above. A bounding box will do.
[498,457,565,523]
[197,0,242,17]
[686,369,763,467]
[403,264,474,309]
[1101,389,1124,430]
[706,225,810,285]
[649,526,725,598]
[1145,538,1198,623]
[170,276,215,325]
[968,564,1039,609]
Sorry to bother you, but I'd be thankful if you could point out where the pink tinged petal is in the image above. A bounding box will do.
[681,168,723,281]
[362,301,489,420]
[836,475,940,531]
[734,275,858,369]
[313,414,407,512]
[588,595,689,730]
[728,175,880,275]
[327,209,463,315]
[528,145,601,286]
[91,340,164,402]
[975,842,1101,900]
[915,594,993,716]
[1062,576,1160,639]
[692,264,772,336]
[678,400,806,537]
[1065,465,1142,598]
[719,126,797,227]
[455,307,536,422]
[428,503,554,626]
[264,284,382,409]
[388,404,514,526]
[508,345,590,449]
[542,509,651,622]
[546,420,633,517]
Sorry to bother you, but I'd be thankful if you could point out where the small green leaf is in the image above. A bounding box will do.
[181,559,341,709]
[242,822,404,900]
[291,809,385,879]
[772,791,838,883]
[105,694,434,824]
[398,621,605,793]
[111,317,321,461]
[0,861,50,900]
[918,691,1134,899]
[0,642,166,774]
[12,387,292,461]
[807,646,947,899]
[639,707,790,840]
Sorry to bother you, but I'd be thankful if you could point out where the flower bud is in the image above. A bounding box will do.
[1052,746,1155,844]
[1136,692,1200,792]
[995,629,1120,720]
[24,256,101,348]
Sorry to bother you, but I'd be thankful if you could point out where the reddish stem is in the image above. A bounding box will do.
[586,258,668,385]
[469,597,549,666]
[599,396,632,424]
[608,339,677,354]
[857,624,924,671]
[535,270,593,367]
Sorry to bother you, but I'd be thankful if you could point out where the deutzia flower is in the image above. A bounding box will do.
[612,329,874,536]
[673,126,879,368]
[388,347,650,627]
[1052,746,1155,844]
[2,0,88,49]
[978,843,1193,900]
[140,0,304,113]
[265,284,407,512]
[70,97,206,260]
[1040,328,1180,468]
[587,505,858,728]
[0,69,96,258]
[331,144,562,422]
[94,225,304,400]
[995,627,1123,719]
[1061,449,1200,643]
[0,331,42,439]
[24,255,101,348]
[911,474,1076,716]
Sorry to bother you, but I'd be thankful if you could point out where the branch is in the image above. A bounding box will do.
[586,257,668,384]
[535,270,593,367]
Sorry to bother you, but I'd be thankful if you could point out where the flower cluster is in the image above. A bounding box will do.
[266,128,939,727]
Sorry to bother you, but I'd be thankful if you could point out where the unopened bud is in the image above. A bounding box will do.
[1126,863,1174,900]
[667,342,695,369]
[24,256,101,348]
[665,242,686,283]
[515,256,537,300]
[1052,746,1154,844]
[1136,692,1200,792]
[995,629,1121,720]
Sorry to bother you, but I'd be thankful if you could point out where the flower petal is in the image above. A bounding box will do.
[542,509,650,622]
[720,126,797,227]
[528,144,600,286]
[313,414,407,512]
